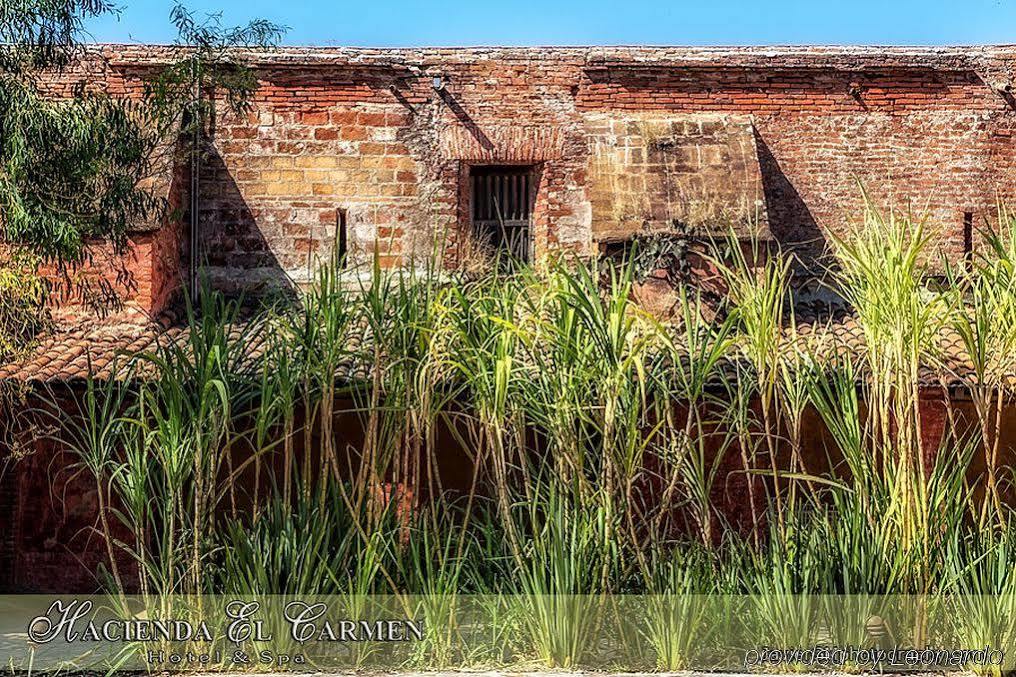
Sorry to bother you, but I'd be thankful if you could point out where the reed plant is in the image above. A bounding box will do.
[642,543,718,670]
[36,197,1016,671]
[827,197,950,521]
[652,288,736,547]
[733,512,827,650]
[508,481,613,668]
[947,206,1016,529]
[56,366,137,601]
[944,527,1016,673]
[219,491,356,595]
[139,285,263,595]
[285,248,355,506]
[714,231,793,528]
[442,268,527,561]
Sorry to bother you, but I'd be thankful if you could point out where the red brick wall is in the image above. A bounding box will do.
[197,57,593,288]
[577,64,1016,266]
[36,45,1016,293]
[41,225,181,325]
[33,56,185,325]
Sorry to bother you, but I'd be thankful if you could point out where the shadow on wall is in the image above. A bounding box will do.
[753,129,827,274]
[195,143,299,301]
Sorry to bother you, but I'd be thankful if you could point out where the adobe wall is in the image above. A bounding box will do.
[39,45,1016,297]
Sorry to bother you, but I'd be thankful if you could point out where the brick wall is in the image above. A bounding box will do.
[38,45,1016,295]
[0,457,16,591]
[7,438,110,592]
[24,81,187,324]
[576,60,1016,268]
[42,224,181,325]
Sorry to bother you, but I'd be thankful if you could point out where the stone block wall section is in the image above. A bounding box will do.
[38,44,1016,303]
[586,113,766,242]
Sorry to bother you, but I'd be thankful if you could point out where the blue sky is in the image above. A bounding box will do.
[85,0,1016,46]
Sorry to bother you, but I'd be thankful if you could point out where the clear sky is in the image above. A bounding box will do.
[84,0,1016,47]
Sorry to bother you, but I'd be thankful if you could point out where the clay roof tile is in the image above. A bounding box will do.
[0,307,992,391]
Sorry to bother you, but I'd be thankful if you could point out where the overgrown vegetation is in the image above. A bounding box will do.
[5,5,1015,671]
[0,0,283,358]
[1,0,161,263]
[0,248,47,363]
[32,202,1016,670]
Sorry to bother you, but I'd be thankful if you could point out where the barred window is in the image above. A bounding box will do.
[470,166,533,262]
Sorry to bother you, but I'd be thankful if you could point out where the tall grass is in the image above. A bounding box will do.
[653,287,736,547]
[37,198,1016,670]
[714,231,795,535]
[947,205,1016,528]
[825,196,960,595]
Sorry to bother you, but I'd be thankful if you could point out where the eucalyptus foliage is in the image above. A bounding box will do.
[0,0,114,73]
[1,0,162,264]
[0,77,161,262]
[146,3,285,128]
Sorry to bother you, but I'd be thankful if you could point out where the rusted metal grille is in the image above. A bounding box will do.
[471,166,532,262]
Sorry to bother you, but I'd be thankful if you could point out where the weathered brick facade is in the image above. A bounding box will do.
[8,44,1016,593]
[36,44,1016,310]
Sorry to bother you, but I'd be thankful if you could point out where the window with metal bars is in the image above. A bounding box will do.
[471,166,533,262]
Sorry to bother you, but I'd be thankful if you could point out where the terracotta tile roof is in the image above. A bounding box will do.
[0,323,173,382]
[789,307,976,387]
[0,310,981,387]
[0,319,278,382]
[0,318,368,383]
